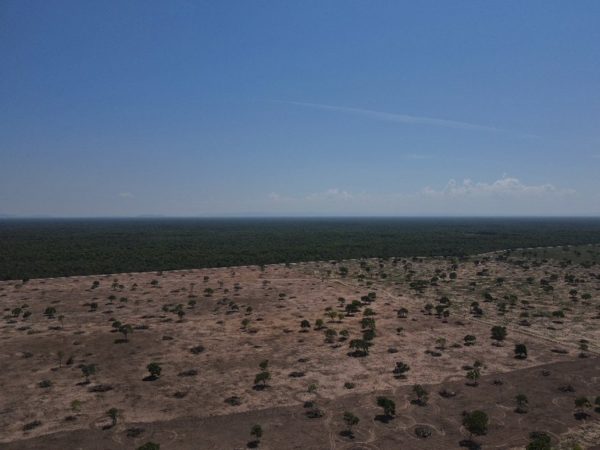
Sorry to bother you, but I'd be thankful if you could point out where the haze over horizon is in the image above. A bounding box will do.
[2,1,599,217]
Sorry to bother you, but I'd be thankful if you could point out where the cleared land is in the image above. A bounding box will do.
[1,245,599,449]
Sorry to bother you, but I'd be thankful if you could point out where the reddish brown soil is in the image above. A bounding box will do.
[1,247,599,449]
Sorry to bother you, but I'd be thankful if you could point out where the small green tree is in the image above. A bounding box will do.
[515,394,528,413]
[107,408,118,427]
[463,410,489,441]
[81,364,96,383]
[300,320,311,331]
[393,362,410,378]
[574,397,592,419]
[376,396,396,418]
[324,328,338,343]
[491,326,507,343]
[250,424,263,445]
[464,335,476,346]
[343,411,359,435]
[119,324,133,342]
[137,443,160,450]
[514,343,528,359]
[413,384,429,406]
[466,368,481,386]
[349,339,370,356]
[254,371,271,387]
[526,432,551,450]
[44,306,57,318]
[146,362,162,379]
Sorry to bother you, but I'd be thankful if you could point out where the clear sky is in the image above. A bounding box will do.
[1,0,599,217]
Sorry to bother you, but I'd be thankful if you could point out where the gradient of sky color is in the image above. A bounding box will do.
[1,0,599,217]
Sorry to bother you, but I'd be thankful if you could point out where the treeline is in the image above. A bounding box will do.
[2,217,600,280]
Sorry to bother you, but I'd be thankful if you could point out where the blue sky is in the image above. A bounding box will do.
[1,0,599,216]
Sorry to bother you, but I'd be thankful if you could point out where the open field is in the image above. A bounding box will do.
[1,245,599,449]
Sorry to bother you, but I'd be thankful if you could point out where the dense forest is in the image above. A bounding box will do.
[2,217,600,280]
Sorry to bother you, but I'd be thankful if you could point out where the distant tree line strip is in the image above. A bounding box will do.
[1,218,600,280]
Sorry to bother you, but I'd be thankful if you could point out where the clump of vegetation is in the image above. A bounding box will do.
[342,411,359,437]
[249,424,263,447]
[146,362,162,380]
[462,410,489,446]
[376,396,395,420]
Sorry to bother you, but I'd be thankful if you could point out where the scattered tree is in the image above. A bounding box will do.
[413,384,429,406]
[376,396,396,418]
[342,411,359,436]
[81,364,96,383]
[515,394,528,413]
[462,410,489,442]
[107,408,118,427]
[250,424,263,446]
[119,324,133,342]
[514,343,528,359]
[146,362,162,379]
[491,326,507,343]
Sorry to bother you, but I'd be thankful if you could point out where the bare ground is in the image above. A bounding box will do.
[1,246,599,449]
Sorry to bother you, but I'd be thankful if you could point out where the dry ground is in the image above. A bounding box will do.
[1,245,599,449]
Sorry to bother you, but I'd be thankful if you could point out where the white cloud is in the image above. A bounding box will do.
[422,177,574,198]
[305,188,355,201]
[117,192,134,198]
[259,177,580,215]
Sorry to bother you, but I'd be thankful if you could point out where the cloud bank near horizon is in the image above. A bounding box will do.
[264,176,582,216]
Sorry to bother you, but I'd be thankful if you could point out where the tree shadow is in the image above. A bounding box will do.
[459,439,481,450]
[574,412,590,421]
[374,414,393,423]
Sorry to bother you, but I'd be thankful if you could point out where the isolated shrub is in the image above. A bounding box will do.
[146,362,162,379]
[526,432,551,450]
[349,339,370,356]
[119,324,133,341]
[376,396,395,418]
[515,394,528,413]
[464,335,476,346]
[463,410,489,437]
[343,411,359,433]
[254,371,270,386]
[393,362,410,377]
[514,344,528,359]
[137,443,160,450]
[413,385,429,406]
[491,326,507,342]
[81,364,96,383]
[107,408,118,426]
[250,424,263,443]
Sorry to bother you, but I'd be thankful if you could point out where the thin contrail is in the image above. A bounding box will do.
[283,100,504,133]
